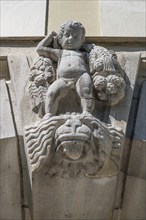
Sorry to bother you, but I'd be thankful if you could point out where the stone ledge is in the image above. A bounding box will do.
[1,36,145,43]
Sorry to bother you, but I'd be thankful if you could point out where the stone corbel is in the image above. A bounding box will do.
[7,21,140,219]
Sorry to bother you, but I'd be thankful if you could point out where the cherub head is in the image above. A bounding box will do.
[58,21,86,50]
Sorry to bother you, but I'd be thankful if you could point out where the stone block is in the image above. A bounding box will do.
[108,52,140,131]
[0,80,15,139]
[7,54,39,126]
[121,176,146,220]
[121,138,132,172]
[32,174,118,220]
[7,54,30,105]
[6,82,32,217]
[0,138,20,174]
[128,140,146,179]
[127,81,146,179]
[0,139,22,219]
[125,99,139,139]
[0,172,22,220]
[134,81,146,141]
[0,80,22,219]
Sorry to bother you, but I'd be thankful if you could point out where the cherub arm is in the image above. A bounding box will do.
[36,33,61,62]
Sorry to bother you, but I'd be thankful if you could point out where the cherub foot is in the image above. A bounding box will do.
[43,113,53,120]
[82,111,93,117]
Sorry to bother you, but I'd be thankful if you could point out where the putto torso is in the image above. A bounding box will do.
[57,50,87,79]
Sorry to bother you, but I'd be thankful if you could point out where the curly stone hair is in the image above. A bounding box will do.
[58,21,86,43]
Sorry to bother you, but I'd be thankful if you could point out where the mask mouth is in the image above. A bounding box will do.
[56,140,91,161]
[67,42,74,48]
[68,39,73,43]
[55,133,91,145]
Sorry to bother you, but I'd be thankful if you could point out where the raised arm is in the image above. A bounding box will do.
[36,32,61,62]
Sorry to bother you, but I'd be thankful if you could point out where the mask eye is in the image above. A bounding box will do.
[65,32,70,38]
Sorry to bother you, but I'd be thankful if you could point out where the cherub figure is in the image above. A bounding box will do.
[36,21,94,116]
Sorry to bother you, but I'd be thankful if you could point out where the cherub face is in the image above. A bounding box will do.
[59,26,84,50]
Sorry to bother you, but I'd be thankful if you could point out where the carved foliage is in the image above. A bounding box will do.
[89,45,126,105]
[29,56,55,117]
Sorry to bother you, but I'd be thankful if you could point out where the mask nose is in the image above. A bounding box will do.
[68,34,73,41]
[65,119,82,132]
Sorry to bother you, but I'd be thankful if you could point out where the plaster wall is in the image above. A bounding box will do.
[1,0,46,36]
[1,0,145,37]
[100,0,146,36]
[47,0,101,36]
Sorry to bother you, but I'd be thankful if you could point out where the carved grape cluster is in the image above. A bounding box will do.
[29,56,55,87]
[89,45,126,106]
[29,56,55,117]
[93,73,126,105]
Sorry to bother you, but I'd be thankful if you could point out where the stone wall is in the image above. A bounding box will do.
[1,1,145,37]
[0,37,145,220]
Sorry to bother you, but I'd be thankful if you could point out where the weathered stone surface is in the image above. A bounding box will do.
[112,80,146,220]
[32,175,117,220]
[0,57,9,80]
[0,80,22,220]
[7,81,33,218]
[127,81,146,179]
[25,113,124,178]
[0,80,15,138]
[134,81,146,141]
[7,53,39,126]
[0,171,22,219]
[108,52,140,130]
[113,209,121,220]
[113,171,125,209]
[7,22,141,220]
[121,138,132,172]
[7,54,30,105]
[121,176,146,220]
[128,140,146,179]
[23,22,140,220]
[106,53,140,216]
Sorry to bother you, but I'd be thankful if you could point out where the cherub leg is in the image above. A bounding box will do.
[76,73,95,114]
[45,78,70,115]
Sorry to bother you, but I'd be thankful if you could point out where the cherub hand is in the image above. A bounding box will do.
[45,33,54,45]
[46,31,59,48]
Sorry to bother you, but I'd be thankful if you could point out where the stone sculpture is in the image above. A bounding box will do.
[29,56,55,117]
[36,21,94,116]
[26,21,126,177]
[25,113,123,177]
[89,46,126,105]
